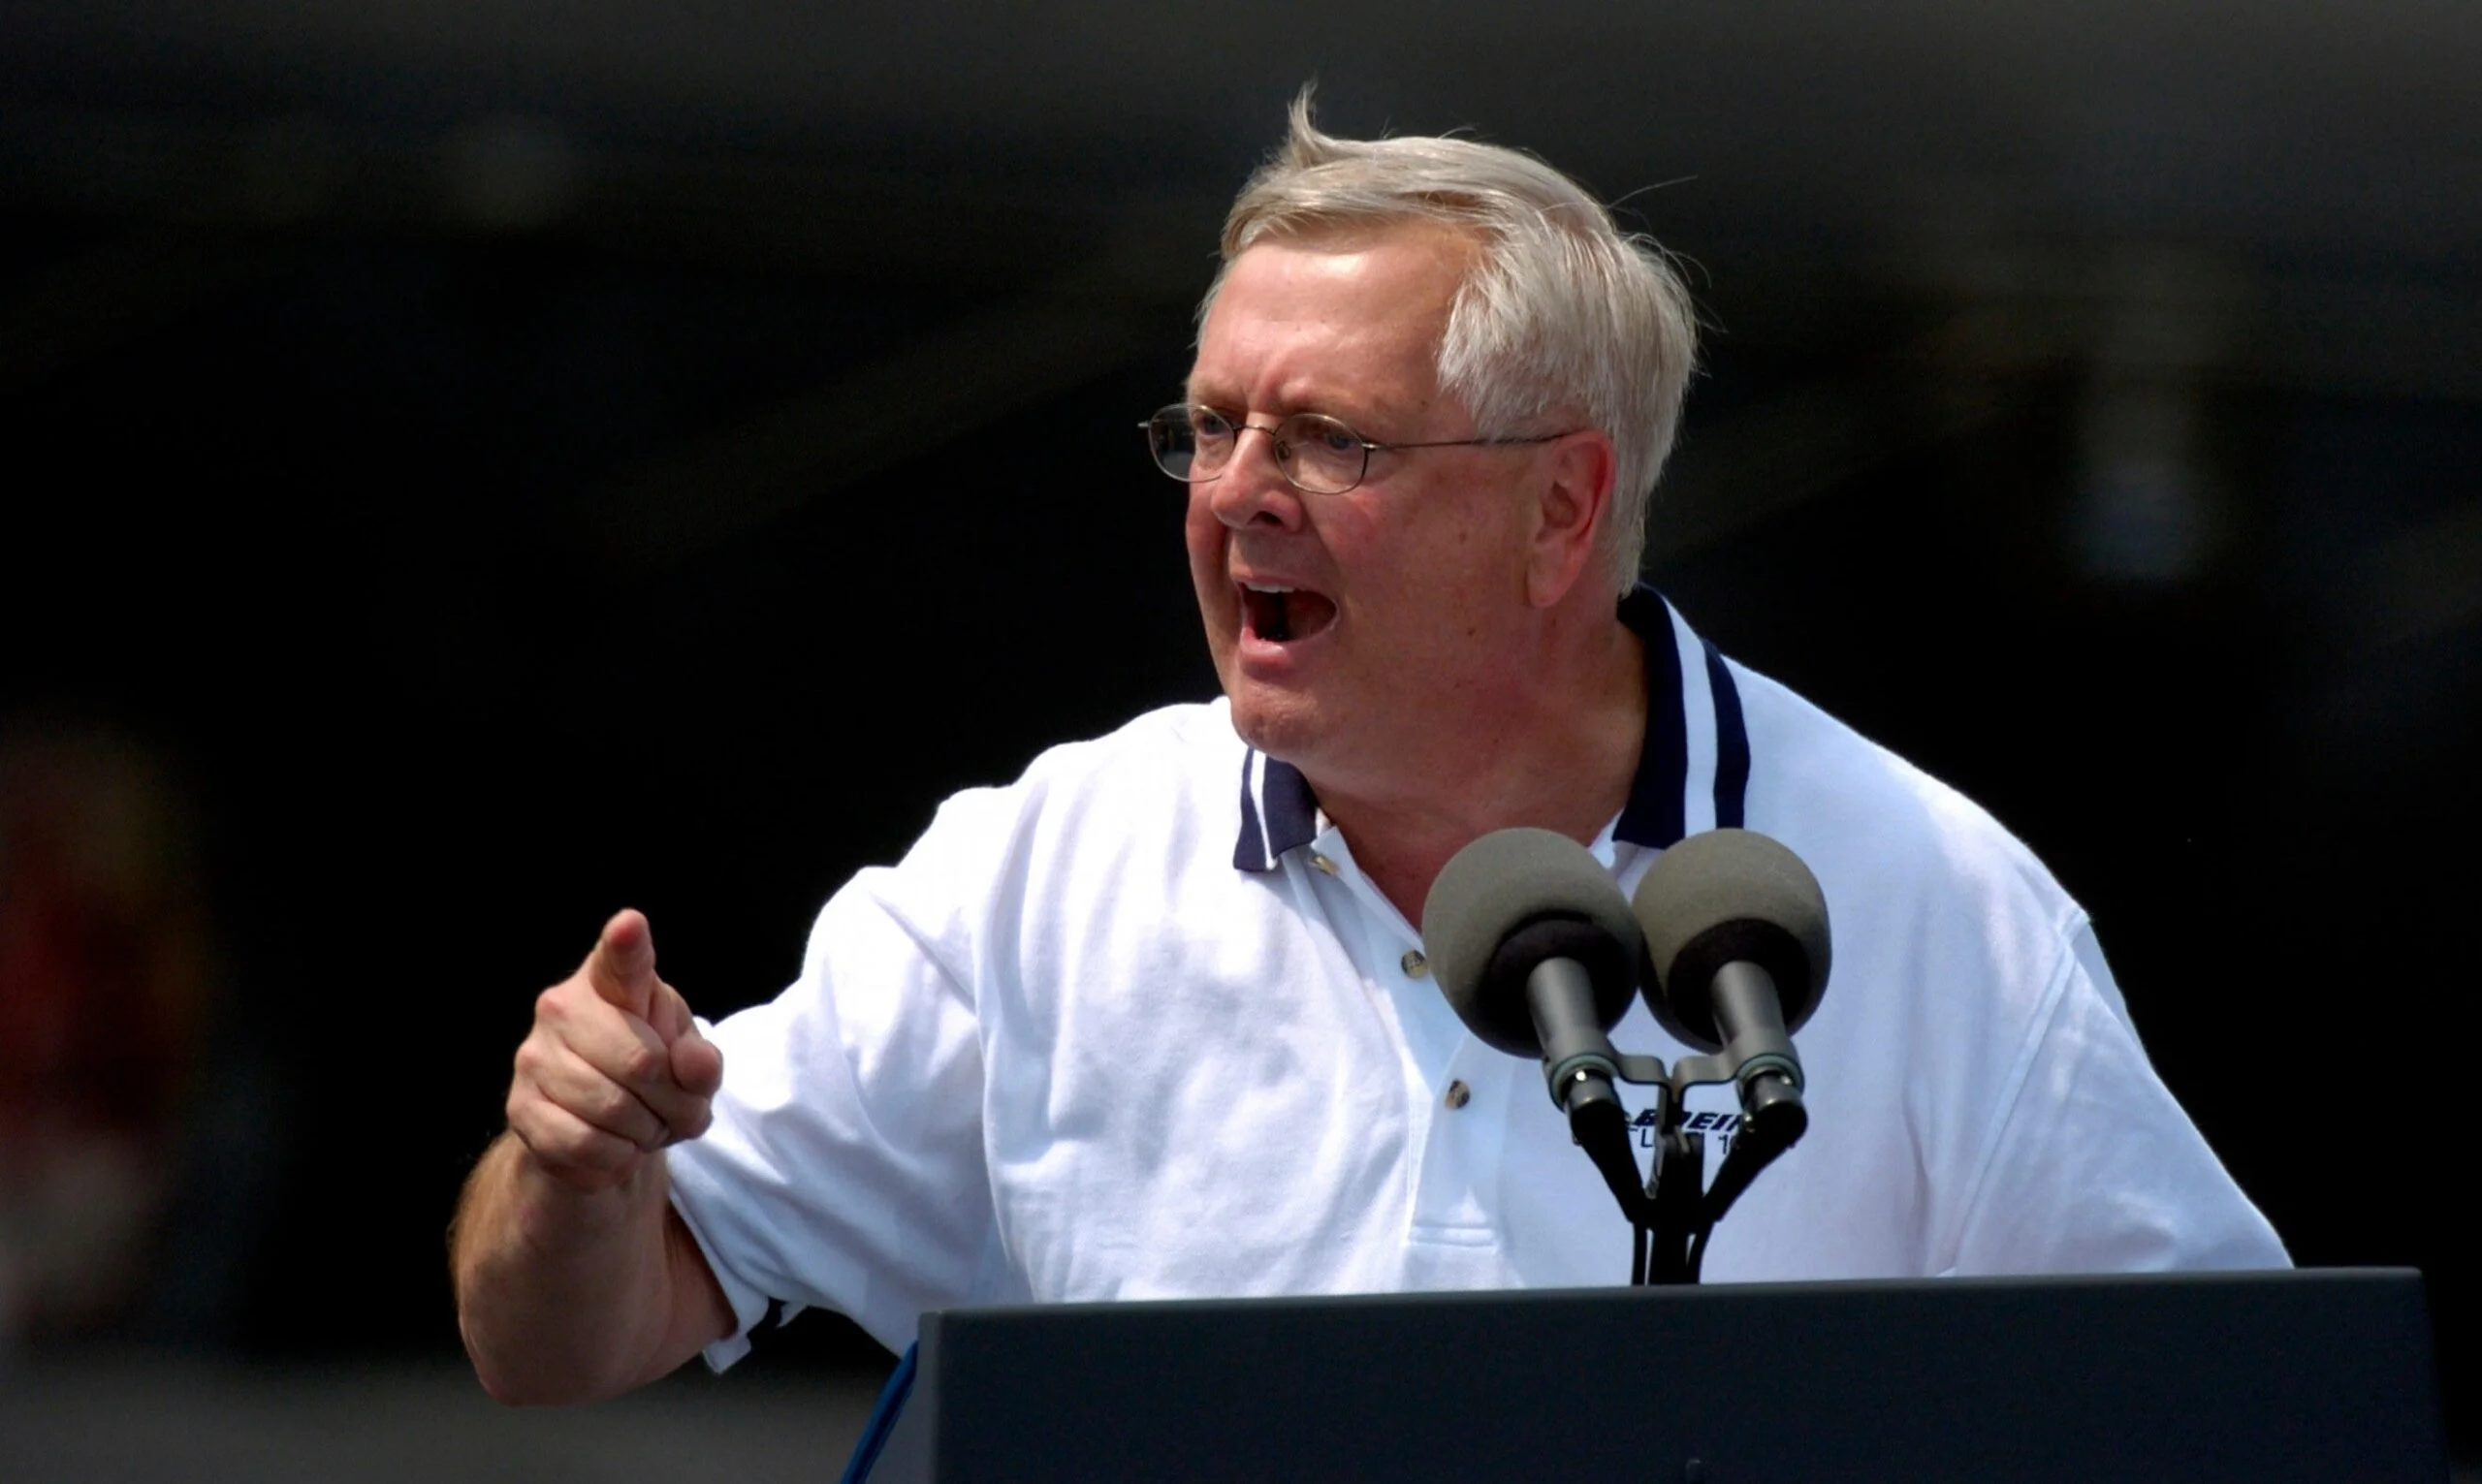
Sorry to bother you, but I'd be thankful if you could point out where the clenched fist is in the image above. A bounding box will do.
[506,909,724,1191]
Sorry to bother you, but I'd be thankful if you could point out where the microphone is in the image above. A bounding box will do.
[1422,828,1646,1215]
[1629,829,1830,1147]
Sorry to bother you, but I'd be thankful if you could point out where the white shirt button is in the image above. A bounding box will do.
[1444,1080,1472,1110]
[1400,949,1428,978]
[1311,853,1339,875]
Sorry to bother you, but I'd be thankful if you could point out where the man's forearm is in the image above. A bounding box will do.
[450,1131,720,1405]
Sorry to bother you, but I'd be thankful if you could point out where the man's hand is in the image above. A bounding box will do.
[453,909,735,1405]
[507,909,724,1190]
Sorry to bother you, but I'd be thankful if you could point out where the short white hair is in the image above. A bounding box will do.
[1206,92,1700,596]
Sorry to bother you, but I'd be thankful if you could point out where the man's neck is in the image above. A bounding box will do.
[1310,620,1647,925]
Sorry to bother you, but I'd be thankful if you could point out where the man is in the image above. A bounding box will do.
[451,99,2286,1405]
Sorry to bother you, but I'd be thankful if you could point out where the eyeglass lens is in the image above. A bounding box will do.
[1147,406,1367,495]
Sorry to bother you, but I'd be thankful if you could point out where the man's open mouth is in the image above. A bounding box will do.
[1240,584,1338,644]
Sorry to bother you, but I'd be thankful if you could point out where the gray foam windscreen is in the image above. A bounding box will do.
[1420,827,1643,1056]
[1630,828,1831,1052]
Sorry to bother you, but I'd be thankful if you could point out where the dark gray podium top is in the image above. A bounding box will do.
[869,1268,2444,1483]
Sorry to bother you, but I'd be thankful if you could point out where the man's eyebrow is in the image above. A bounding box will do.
[1184,389,1347,420]
[1182,391,1262,420]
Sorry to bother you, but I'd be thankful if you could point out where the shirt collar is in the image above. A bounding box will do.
[1232,584,1750,872]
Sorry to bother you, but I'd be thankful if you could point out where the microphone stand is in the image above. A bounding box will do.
[1600,1054,1805,1285]
[1638,1122,1703,1284]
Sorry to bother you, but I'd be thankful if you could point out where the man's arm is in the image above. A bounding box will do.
[1943,925,2288,1275]
[450,910,737,1404]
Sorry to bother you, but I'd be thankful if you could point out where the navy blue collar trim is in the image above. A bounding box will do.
[1233,584,1749,871]
[1613,584,1690,847]
[1234,747,1319,872]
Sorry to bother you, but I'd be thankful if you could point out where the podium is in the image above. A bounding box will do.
[858,1269,2444,1483]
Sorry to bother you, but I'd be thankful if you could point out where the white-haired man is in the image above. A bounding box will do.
[451,100,2286,1405]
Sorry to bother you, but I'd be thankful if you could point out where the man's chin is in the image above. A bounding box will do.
[1224,685,1322,764]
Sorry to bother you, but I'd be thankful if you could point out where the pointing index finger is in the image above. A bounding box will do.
[588,908,659,1018]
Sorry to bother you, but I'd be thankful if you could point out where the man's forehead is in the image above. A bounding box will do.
[1188,222,1478,400]
[1213,219,1482,317]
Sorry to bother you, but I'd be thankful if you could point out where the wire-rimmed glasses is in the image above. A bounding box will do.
[1141,403,1566,496]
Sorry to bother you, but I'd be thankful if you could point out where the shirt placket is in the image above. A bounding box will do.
[1305,829,1509,1246]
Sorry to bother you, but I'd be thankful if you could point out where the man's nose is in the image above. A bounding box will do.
[1205,425,1308,531]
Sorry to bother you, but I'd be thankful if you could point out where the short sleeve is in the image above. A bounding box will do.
[665,816,1002,1364]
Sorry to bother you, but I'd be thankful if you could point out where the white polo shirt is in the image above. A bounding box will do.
[667,589,2287,1364]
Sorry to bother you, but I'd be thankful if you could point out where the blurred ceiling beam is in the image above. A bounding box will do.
[574,271,1179,577]
[0,108,1222,288]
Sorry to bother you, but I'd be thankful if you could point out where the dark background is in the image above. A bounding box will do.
[2,0,2475,1465]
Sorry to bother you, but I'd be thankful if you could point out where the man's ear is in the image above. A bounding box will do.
[1524,429,1620,609]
